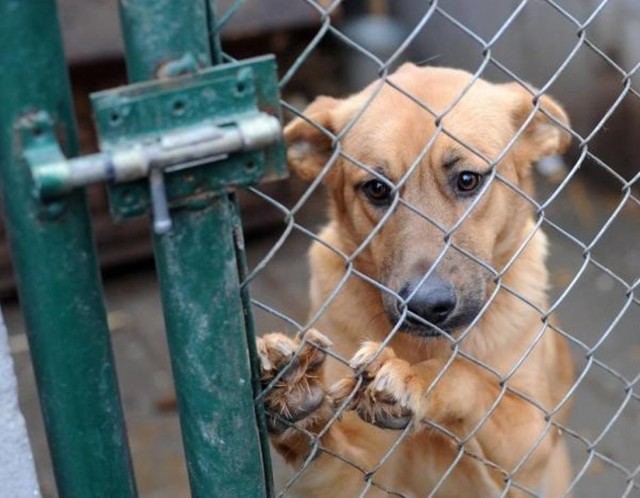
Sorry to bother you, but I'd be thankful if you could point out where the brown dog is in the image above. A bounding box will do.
[257,64,575,497]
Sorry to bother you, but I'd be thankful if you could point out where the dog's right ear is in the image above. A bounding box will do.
[284,96,341,181]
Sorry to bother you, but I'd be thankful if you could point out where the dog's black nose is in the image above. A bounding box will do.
[399,275,457,326]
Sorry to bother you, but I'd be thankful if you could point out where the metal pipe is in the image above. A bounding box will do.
[0,1,137,497]
[116,0,271,495]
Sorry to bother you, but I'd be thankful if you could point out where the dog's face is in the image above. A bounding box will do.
[286,64,570,338]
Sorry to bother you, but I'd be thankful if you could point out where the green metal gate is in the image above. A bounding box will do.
[0,1,283,496]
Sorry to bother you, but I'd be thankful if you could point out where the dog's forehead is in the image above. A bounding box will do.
[341,78,514,170]
[376,66,502,112]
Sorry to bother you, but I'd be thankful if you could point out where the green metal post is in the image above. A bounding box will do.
[118,1,270,496]
[232,200,276,497]
[0,2,137,497]
[119,1,211,83]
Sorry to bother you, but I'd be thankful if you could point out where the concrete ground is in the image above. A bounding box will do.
[2,172,639,497]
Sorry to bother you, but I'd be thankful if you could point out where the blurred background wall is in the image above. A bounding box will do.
[1,0,638,293]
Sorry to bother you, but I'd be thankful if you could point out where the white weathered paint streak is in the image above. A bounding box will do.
[0,307,41,498]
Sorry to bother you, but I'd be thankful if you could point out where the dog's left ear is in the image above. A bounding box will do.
[504,82,571,162]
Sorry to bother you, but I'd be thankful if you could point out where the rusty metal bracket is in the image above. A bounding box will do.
[25,55,286,233]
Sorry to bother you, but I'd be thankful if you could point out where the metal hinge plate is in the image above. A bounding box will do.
[24,55,286,231]
[92,55,285,222]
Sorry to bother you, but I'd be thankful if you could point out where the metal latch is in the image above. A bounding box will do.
[29,114,281,233]
[23,56,287,233]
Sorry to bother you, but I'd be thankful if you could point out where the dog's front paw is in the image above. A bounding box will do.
[257,329,332,434]
[329,342,418,430]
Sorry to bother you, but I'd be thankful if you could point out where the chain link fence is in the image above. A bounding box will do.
[220,1,639,496]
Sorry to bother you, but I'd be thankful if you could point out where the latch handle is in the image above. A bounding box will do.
[149,169,172,234]
[28,113,281,198]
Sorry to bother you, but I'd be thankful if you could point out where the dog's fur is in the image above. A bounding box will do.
[258,64,575,497]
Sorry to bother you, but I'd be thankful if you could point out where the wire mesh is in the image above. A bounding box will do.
[222,1,639,496]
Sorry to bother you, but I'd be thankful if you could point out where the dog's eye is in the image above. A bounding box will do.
[362,179,392,206]
[456,171,483,194]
